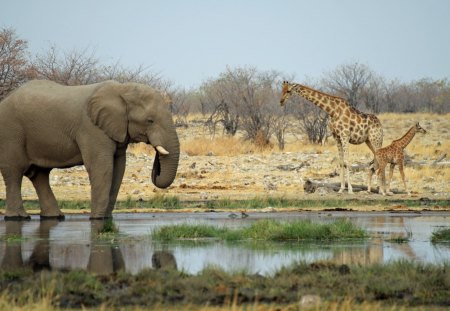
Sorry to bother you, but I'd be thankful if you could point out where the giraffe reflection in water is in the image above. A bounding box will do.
[331,216,417,266]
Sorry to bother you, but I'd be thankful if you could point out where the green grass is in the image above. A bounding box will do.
[0,234,27,243]
[152,219,368,242]
[202,197,450,210]
[431,227,450,243]
[0,197,448,213]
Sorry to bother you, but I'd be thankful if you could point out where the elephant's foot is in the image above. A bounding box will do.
[4,208,31,221]
[40,214,65,221]
[4,215,31,221]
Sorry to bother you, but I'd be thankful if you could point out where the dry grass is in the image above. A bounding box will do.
[124,112,449,194]
[128,113,449,159]
[182,136,270,156]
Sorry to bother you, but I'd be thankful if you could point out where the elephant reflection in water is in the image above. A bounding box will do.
[1,220,178,274]
[1,220,58,271]
[87,220,125,275]
[88,220,178,274]
[0,220,125,274]
[152,250,177,270]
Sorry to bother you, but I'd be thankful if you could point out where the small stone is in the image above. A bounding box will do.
[299,295,321,308]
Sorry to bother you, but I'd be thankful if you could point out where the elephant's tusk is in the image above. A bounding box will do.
[156,145,169,155]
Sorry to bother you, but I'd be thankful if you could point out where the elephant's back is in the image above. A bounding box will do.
[13,80,99,102]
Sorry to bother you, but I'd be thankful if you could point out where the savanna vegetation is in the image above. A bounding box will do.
[0,261,449,310]
[1,26,450,311]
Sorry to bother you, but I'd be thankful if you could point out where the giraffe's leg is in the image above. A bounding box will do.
[335,140,346,193]
[377,163,387,196]
[386,163,395,195]
[342,140,353,194]
[365,141,377,194]
[367,168,373,194]
[398,162,410,196]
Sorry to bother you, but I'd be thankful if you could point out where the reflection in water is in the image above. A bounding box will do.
[331,238,383,266]
[0,219,179,275]
[152,250,177,270]
[1,220,58,271]
[0,212,449,275]
[87,220,125,275]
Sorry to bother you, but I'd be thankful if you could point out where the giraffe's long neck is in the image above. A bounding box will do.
[394,126,417,149]
[291,83,348,117]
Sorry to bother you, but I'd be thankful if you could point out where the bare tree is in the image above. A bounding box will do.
[33,46,100,85]
[100,61,163,89]
[322,62,373,109]
[0,28,34,100]
[361,74,386,113]
[291,95,329,144]
[169,87,191,127]
[200,76,241,137]
[272,108,290,150]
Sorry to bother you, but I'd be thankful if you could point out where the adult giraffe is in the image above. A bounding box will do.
[279,81,383,194]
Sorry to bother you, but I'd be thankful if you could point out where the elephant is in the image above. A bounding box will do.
[0,80,180,220]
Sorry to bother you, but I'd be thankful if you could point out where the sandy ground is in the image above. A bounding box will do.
[0,113,449,212]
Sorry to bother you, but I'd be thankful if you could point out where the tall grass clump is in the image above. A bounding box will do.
[153,224,228,241]
[241,219,367,241]
[152,219,367,242]
[431,227,450,243]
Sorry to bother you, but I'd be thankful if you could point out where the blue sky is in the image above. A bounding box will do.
[2,0,450,88]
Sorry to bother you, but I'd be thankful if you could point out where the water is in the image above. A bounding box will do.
[0,211,449,275]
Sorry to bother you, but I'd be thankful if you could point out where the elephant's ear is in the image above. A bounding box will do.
[87,82,128,143]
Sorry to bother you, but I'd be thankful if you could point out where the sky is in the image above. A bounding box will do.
[2,0,450,89]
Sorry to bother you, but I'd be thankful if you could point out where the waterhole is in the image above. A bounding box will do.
[0,211,449,275]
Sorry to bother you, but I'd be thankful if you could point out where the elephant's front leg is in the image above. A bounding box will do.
[85,156,114,219]
[107,147,127,216]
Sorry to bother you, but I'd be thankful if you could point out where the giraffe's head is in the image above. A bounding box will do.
[415,122,427,134]
[279,81,293,106]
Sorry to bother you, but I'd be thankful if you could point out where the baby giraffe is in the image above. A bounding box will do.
[370,122,427,196]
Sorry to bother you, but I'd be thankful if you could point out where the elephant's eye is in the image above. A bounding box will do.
[147,119,154,124]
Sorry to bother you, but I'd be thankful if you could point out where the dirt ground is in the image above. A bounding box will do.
[0,113,449,211]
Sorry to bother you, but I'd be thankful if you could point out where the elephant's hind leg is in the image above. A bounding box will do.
[1,168,30,220]
[27,167,64,220]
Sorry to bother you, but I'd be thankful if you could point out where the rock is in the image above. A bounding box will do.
[316,187,330,196]
[299,295,321,308]
[264,181,277,191]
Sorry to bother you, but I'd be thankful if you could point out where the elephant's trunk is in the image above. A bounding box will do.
[151,127,180,189]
